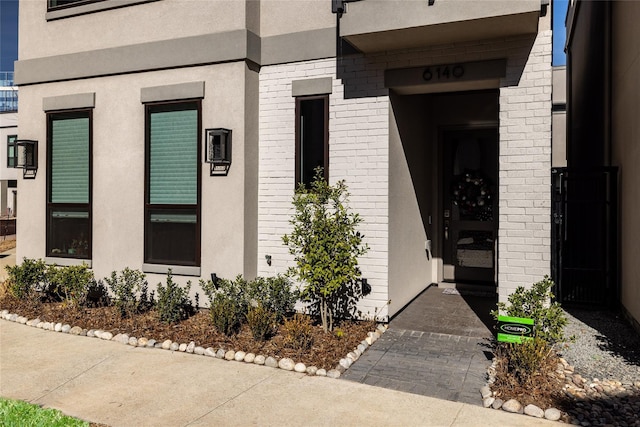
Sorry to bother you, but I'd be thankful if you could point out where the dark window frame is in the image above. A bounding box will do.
[46,109,93,260]
[7,135,17,168]
[47,0,104,11]
[295,95,329,187]
[144,100,202,267]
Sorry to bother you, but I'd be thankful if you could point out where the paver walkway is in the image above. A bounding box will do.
[342,285,496,405]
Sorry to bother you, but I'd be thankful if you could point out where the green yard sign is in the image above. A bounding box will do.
[497,315,534,343]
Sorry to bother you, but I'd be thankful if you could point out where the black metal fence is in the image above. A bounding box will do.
[551,167,618,308]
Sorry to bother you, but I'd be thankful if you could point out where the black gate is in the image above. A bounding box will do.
[551,167,618,308]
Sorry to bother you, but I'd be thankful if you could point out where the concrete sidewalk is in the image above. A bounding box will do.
[0,320,556,427]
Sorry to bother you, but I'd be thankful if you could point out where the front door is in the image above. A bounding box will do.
[442,128,498,285]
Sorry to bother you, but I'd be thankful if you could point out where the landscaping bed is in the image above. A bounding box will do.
[0,293,376,371]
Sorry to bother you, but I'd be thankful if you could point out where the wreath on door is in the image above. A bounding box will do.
[451,169,494,221]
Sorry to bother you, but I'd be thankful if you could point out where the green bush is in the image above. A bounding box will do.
[282,313,314,351]
[105,268,149,318]
[491,275,567,345]
[201,275,250,335]
[246,304,277,341]
[210,295,243,336]
[4,258,48,299]
[248,275,298,323]
[48,264,94,309]
[85,280,110,307]
[156,270,195,323]
[282,168,369,332]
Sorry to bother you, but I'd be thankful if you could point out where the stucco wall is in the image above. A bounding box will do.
[612,1,640,329]
[19,0,249,60]
[16,62,256,296]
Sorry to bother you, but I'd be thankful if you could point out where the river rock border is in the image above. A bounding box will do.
[481,356,640,425]
[0,309,387,379]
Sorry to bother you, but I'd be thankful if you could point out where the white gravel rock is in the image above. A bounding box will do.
[278,358,295,371]
[294,363,306,373]
[524,404,544,418]
[326,369,341,379]
[544,408,561,421]
[234,351,246,362]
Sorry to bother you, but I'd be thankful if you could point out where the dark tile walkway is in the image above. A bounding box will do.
[341,285,497,405]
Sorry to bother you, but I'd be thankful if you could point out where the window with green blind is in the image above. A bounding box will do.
[145,102,200,266]
[47,110,92,259]
[51,117,90,203]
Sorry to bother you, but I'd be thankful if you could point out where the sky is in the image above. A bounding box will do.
[553,0,568,66]
[0,0,19,73]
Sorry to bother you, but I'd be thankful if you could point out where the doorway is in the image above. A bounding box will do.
[442,128,498,285]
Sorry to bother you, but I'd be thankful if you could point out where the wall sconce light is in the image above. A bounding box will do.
[210,273,219,289]
[265,255,272,266]
[16,139,38,179]
[205,128,231,176]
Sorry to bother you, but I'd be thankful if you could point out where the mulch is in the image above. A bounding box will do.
[0,295,374,371]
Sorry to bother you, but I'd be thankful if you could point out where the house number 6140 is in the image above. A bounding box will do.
[423,64,464,82]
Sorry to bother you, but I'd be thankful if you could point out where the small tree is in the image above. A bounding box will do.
[282,169,368,332]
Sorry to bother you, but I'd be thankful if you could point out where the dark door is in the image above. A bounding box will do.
[442,128,498,285]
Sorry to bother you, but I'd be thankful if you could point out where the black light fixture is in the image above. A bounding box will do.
[210,273,219,289]
[205,128,231,176]
[16,139,38,179]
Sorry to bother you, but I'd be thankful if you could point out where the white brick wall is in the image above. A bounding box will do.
[258,29,553,317]
[498,29,553,299]
[258,58,391,321]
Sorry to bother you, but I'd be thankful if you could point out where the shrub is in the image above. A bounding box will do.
[48,264,94,309]
[210,295,243,336]
[248,275,298,323]
[105,268,148,318]
[4,258,48,299]
[494,337,559,392]
[201,275,250,336]
[282,168,369,332]
[246,304,277,341]
[156,270,195,323]
[282,313,314,351]
[491,275,568,345]
[85,280,110,307]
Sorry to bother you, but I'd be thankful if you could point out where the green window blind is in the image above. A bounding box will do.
[149,108,197,205]
[51,117,89,203]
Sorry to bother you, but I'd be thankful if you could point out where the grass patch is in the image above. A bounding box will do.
[0,397,89,427]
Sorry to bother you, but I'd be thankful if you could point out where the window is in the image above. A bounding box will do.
[295,95,328,187]
[48,0,103,11]
[7,135,17,168]
[46,110,92,259]
[145,101,201,266]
